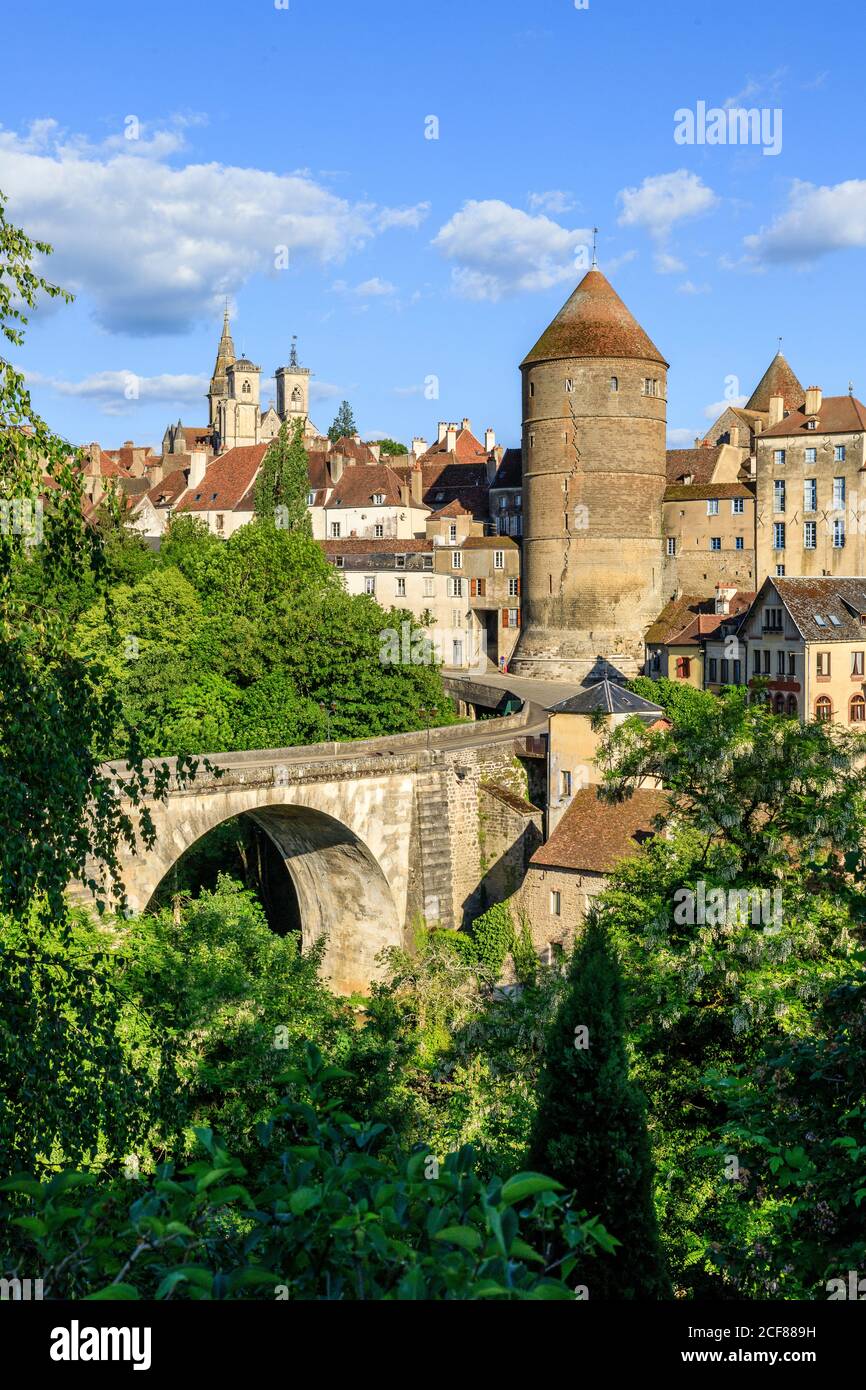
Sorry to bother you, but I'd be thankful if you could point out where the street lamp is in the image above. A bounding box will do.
[418,706,434,754]
[319,701,337,749]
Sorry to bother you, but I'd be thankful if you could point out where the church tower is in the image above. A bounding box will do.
[510,268,669,680]
[275,336,312,425]
[208,307,235,432]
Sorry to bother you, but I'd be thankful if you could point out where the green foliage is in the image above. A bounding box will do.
[0,902,180,1175]
[1,1045,613,1300]
[253,417,311,531]
[527,916,672,1298]
[628,675,714,722]
[465,902,516,974]
[376,438,407,457]
[706,970,866,1299]
[121,877,348,1153]
[327,400,357,443]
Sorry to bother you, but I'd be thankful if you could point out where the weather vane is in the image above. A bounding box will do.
[290,335,298,368]
[591,227,599,268]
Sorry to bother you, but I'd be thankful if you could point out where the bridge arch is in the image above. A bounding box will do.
[117,773,414,995]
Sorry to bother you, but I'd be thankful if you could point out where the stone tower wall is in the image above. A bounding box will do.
[514,354,667,678]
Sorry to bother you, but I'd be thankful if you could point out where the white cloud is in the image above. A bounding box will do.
[677,279,711,294]
[527,190,575,214]
[310,380,350,402]
[0,120,421,335]
[704,395,747,420]
[723,67,786,109]
[432,199,593,301]
[667,428,696,447]
[375,203,430,231]
[654,250,686,274]
[617,170,718,240]
[331,276,397,298]
[744,179,866,265]
[25,367,207,409]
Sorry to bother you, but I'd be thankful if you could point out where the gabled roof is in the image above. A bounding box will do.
[646,592,754,647]
[666,446,725,486]
[177,443,268,513]
[326,463,408,509]
[418,427,489,464]
[530,786,669,873]
[522,269,667,368]
[549,678,664,719]
[760,394,866,438]
[754,576,866,643]
[745,351,804,414]
[149,466,190,508]
[431,499,473,517]
[490,447,522,489]
[330,436,379,463]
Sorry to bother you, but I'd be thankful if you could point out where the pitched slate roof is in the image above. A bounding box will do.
[320,538,433,556]
[761,394,866,438]
[549,679,665,718]
[522,269,667,368]
[530,787,669,873]
[490,447,522,488]
[745,351,804,414]
[767,576,866,642]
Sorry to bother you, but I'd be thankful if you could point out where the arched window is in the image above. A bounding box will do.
[850,694,866,724]
[786,694,798,718]
[291,386,302,405]
[610,376,619,393]
[242,381,251,395]
[815,696,833,722]
[773,692,785,716]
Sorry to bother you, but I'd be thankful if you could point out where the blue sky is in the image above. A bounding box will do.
[2,0,864,451]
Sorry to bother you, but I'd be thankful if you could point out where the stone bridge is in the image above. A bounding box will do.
[90,676,577,993]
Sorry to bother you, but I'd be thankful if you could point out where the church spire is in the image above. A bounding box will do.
[208,305,236,429]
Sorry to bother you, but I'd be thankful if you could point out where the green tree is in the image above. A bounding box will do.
[527,915,672,1299]
[253,418,311,531]
[328,399,357,443]
[376,437,407,457]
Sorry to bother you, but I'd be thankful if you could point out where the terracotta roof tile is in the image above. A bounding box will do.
[522,269,667,368]
[664,481,755,501]
[666,446,725,486]
[177,444,267,513]
[761,394,866,439]
[530,787,669,873]
[745,352,804,414]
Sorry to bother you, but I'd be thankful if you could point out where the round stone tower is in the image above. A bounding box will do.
[510,268,669,681]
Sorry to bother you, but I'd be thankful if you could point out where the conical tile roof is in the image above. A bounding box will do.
[745,351,803,413]
[521,269,667,368]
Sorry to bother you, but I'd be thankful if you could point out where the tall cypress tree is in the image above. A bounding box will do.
[253,417,311,532]
[527,913,672,1299]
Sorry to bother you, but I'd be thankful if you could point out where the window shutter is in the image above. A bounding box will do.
[502,608,509,628]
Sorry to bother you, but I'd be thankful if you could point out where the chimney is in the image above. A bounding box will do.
[485,427,496,452]
[411,436,428,460]
[437,421,448,443]
[768,392,785,428]
[188,449,208,489]
[330,453,345,485]
[410,463,424,505]
[805,385,822,417]
[446,425,457,452]
[461,417,471,432]
[715,582,737,615]
[728,424,739,449]
[400,481,410,506]
[368,443,381,463]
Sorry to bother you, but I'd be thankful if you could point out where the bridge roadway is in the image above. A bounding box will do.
[96,671,584,994]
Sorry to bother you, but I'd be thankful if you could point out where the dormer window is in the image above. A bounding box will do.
[308,490,316,505]
[808,419,817,429]
[194,492,202,501]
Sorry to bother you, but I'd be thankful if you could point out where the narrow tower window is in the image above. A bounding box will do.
[610,376,618,392]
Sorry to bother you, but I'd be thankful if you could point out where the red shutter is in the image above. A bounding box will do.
[516,578,521,595]
[502,608,509,628]
[675,657,685,678]
[516,608,521,627]
[470,579,477,597]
